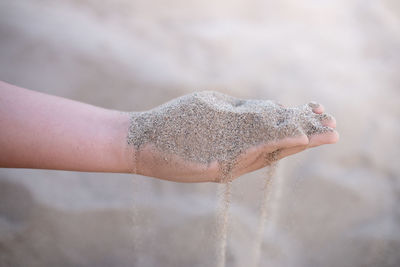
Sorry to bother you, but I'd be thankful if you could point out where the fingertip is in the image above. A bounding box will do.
[308,102,324,114]
[313,104,325,114]
[321,115,337,128]
[330,129,339,144]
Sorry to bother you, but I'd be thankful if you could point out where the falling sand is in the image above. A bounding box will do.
[251,163,278,267]
[216,181,232,267]
[127,91,333,266]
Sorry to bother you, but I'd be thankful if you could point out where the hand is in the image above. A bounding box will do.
[130,92,338,183]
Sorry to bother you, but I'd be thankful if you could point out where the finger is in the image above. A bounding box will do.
[308,102,324,114]
[275,145,307,160]
[234,141,303,177]
[308,129,339,148]
[258,134,309,153]
[316,113,336,128]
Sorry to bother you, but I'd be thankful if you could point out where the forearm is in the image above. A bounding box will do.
[0,81,132,173]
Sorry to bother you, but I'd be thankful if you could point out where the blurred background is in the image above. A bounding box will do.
[1,0,400,266]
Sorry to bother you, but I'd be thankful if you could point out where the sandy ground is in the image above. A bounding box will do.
[1,0,400,266]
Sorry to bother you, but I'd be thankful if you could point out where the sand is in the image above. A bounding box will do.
[252,163,278,267]
[216,181,232,267]
[127,91,331,181]
[127,91,332,267]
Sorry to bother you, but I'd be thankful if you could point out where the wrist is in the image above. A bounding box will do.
[103,110,133,173]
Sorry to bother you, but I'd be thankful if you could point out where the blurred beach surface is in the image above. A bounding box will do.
[1,0,400,266]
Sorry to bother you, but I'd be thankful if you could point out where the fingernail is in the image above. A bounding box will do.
[308,101,320,109]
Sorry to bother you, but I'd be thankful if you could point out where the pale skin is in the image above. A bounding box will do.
[0,81,338,182]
